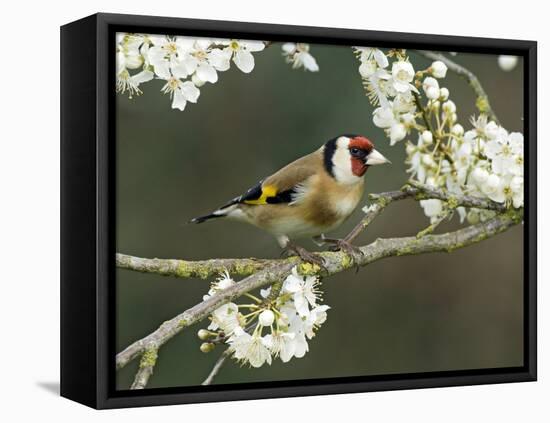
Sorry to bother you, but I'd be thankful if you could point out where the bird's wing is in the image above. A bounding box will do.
[220,152,320,209]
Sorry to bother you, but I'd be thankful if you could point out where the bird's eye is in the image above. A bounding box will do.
[350,148,361,156]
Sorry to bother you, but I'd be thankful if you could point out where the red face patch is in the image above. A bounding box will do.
[349,136,374,151]
[351,157,367,176]
[349,136,374,177]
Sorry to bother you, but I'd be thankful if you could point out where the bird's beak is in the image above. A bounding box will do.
[365,149,391,165]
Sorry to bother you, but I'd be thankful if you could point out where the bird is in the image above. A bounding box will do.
[191,134,391,267]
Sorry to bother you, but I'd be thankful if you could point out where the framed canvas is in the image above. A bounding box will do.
[60,12,537,409]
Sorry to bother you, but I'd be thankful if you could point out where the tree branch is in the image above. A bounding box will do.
[116,253,272,280]
[404,181,507,212]
[117,184,507,281]
[116,208,521,373]
[415,50,500,125]
[130,347,158,389]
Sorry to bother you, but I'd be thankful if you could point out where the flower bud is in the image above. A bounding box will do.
[259,309,275,327]
[200,342,215,353]
[421,130,433,144]
[498,55,518,72]
[451,124,464,136]
[197,329,211,340]
[442,100,456,114]
[426,86,440,100]
[422,77,439,96]
[430,60,448,78]
[422,154,435,167]
[439,87,449,101]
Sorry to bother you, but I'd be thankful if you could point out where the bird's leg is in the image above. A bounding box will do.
[277,235,326,269]
[312,234,364,271]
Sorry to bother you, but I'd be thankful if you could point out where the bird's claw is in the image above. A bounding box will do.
[283,244,327,272]
[328,239,364,273]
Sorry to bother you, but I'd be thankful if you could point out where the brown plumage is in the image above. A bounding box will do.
[191,134,390,264]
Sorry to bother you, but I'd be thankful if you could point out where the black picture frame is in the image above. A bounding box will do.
[60,12,537,409]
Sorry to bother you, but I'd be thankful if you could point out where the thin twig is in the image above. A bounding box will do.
[202,350,230,386]
[412,91,436,136]
[345,190,410,244]
[415,50,500,125]
[416,210,452,238]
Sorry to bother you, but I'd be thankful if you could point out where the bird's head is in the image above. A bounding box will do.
[323,134,391,184]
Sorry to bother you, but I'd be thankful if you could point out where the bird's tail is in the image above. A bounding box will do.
[190,204,235,224]
[190,212,223,224]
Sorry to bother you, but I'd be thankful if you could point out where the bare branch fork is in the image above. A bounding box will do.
[116,182,522,388]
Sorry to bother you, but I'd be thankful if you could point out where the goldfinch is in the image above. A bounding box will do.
[191,134,390,266]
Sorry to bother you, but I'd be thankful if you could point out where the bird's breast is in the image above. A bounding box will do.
[301,175,364,229]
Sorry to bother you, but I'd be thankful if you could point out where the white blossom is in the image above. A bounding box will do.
[390,123,407,145]
[420,199,443,223]
[373,106,397,129]
[160,77,200,111]
[283,267,321,317]
[208,302,241,333]
[228,327,272,368]
[282,43,319,72]
[116,33,268,111]
[219,39,265,73]
[203,270,235,299]
[354,47,389,68]
[200,267,329,367]
[264,331,296,362]
[391,60,416,94]
[431,60,448,78]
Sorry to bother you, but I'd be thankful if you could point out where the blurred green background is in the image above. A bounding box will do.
[116,41,524,390]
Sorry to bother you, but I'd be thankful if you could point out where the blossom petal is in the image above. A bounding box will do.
[208,48,232,71]
[148,35,168,46]
[243,40,265,52]
[180,81,200,103]
[233,49,255,73]
[374,49,389,68]
[196,63,218,83]
[171,61,191,79]
[300,52,319,72]
[282,43,296,53]
[153,61,171,79]
[172,89,187,111]
[131,69,154,85]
